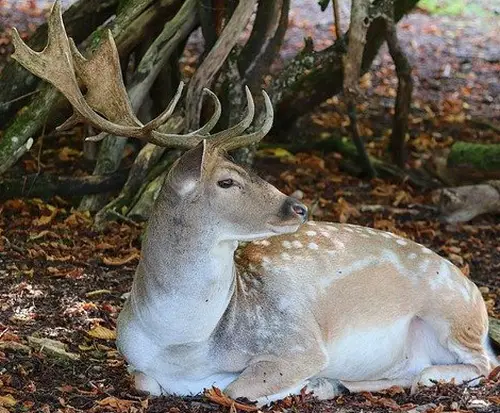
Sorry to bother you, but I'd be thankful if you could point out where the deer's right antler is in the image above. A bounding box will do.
[12,0,273,150]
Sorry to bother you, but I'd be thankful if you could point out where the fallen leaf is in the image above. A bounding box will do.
[33,207,58,226]
[97,396,134,412]
[88,325,117,341]
[0,394,16,407]
[204,387,258,412]
[102,252,140,266]
[28,336,80,360]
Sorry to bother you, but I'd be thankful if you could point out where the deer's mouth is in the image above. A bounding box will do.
[267,221,302,234]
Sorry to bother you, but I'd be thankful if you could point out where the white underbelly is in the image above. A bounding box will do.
[320,317,456,381]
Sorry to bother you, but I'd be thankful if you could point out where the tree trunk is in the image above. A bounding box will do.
[79,0,196,212]
[270,0,419,132]
[0,0,119,127]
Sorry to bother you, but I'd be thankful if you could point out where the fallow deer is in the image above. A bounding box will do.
[12,1,498,406]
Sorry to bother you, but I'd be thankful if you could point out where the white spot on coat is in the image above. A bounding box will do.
[306,231,317,236]
[308,243,319,250]
[292,241,303,248]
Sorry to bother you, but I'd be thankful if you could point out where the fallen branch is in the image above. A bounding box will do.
[436,180,500,223]
[270,0,419,131]
[0,170,128,199]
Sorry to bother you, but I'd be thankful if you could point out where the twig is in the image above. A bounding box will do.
[332,0,342,40]
[0,90,40,109]
[108,210,141,227]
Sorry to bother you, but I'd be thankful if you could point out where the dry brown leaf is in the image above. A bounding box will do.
[58,147,81,161]
[102,252,140,266]
[33,207,58,227]
[204,387,258,412]
[97,396,134,412]
[88,325,117,341]
[0,394,16,407]
[488,365,500,380]
[334,197,360,223]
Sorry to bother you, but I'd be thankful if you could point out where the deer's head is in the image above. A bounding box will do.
[164,141,307,241]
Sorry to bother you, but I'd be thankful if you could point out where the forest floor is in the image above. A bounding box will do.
[0,1,499,413]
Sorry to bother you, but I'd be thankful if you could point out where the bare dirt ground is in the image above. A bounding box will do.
[0,1,499,412]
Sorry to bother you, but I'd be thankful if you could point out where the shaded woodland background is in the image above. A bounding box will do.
[0,0,499,412]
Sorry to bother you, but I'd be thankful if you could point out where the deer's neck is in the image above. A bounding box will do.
[130,206,237,344]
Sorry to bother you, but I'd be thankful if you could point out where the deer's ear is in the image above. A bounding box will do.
[168,140,208,196]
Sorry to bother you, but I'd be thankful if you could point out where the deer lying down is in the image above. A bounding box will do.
[12,1,498,405]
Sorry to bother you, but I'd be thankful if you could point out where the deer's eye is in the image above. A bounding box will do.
[217,179,235,189]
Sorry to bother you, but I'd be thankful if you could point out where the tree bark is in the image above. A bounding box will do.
[185,0,259,130]
[385,4,413,168]
[338,0,376,178]
[238,0,290,89]
[270,0,419,132]
[79,0,195,212]
[0,0,119,127]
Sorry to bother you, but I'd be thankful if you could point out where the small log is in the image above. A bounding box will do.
[436,180,500,223]
[427,142,500,186]
[0,171,128,199]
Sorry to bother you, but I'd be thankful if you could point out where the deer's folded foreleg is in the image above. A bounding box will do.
[224,351,327,404]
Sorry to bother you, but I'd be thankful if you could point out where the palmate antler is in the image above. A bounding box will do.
[11,0,273,151]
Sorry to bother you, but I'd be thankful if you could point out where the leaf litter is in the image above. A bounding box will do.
[0,1,499,412]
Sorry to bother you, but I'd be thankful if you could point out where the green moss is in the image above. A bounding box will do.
[419,0,494,17]
[448,142,500,171]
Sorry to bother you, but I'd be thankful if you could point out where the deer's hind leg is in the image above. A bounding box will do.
[410,290,492,393]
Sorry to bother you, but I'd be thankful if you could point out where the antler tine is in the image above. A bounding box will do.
[214,90,273,151]
[208,86,255,141]
[149,87,223,148]
[187,88,222,136]
[143,82,185,133]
